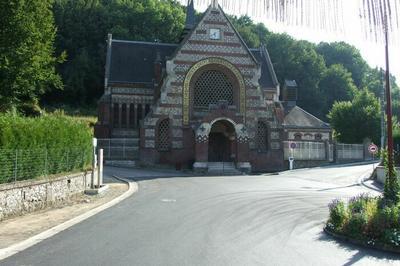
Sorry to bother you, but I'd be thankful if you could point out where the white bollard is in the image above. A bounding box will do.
[98,149,104,188]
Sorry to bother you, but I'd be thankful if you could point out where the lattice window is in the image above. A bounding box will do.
[157,119,170,151]
[194,70,234,109]
[256,121,268,152]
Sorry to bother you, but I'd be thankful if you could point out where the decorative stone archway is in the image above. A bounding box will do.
[193,118,251,173]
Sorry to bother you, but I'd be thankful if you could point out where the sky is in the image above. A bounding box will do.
[179,0,400,83]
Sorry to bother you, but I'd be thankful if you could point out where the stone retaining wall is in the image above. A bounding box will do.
[0,171,94,221]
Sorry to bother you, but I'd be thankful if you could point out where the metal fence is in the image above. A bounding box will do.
[336,143,364,160]
[284,141,326,160]
[97,139,139,160]
[0,148,92,184]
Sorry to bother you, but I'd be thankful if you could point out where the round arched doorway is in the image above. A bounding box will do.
[208,120,236,162]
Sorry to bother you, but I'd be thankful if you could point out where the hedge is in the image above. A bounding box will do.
[0,112,93,183]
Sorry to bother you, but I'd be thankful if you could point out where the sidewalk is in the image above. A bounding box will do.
[0,179,128,249]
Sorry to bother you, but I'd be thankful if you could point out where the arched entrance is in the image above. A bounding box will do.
[208,120,236,162]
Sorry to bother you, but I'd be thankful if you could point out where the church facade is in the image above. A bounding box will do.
[95,1,332,173]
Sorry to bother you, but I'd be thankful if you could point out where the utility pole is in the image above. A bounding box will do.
[384,15,394,178]
[381,69,386,154]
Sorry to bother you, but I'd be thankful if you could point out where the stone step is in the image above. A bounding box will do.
[207,162,241,174]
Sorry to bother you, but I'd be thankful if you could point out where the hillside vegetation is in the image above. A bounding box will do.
[1,0,399,144]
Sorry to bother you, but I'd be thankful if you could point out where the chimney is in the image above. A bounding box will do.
[283,79,298,106]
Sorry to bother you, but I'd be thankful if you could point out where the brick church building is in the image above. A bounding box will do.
[95,0,332,173]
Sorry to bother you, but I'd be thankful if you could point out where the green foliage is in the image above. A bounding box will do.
[327,195,400,248]
[382,148,400,204]
[0,112,93,183]
[0,0,63,113]
[319,64,357,116]
[344,213,368,239]
[316,42,368,88]
[265,34,327,117]
[328,89,380,144]
[46,0,186,105]
[327,200,348,231]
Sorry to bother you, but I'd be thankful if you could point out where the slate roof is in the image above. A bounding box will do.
[250,47,279,89]
[108,40,177,85]
[107,40,278,89]
[283,105,331,129]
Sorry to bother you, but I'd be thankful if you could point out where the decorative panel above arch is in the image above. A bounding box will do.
[183,58,246,125]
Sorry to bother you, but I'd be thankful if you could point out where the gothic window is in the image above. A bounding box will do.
[294,133,302,140]
[193,70,234,109]
[256,121,268,152]
[157,119,170,151]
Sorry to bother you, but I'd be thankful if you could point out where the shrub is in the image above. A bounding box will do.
[0,112,93,183]
[344,213,368,239]
[328,199,348,231]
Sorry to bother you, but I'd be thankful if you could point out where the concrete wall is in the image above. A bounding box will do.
[0,171,94,221]
[376,166,400,184]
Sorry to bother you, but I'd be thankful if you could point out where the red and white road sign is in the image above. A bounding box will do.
[368,143,378,154]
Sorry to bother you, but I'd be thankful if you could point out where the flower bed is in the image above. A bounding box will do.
[326,193,400,252]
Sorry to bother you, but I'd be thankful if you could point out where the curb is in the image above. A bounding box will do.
[0,176,138,261]
[324,227,400,255]
[357,171,383,193]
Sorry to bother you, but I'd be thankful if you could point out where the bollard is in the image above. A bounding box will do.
[98,149,103,188]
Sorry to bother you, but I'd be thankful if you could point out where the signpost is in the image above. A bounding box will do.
[289,142,297,170]
[368,143,378,171]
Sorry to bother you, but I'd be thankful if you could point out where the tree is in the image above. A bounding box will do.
[328,89,380,144]
[319,64,357,116]
[0,0,63,113]
[47,0,186,105]
[266,34,327,118]
[316,42,368,88]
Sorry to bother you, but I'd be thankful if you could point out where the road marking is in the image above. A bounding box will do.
[161,199,176,203]
[0,176,138,261]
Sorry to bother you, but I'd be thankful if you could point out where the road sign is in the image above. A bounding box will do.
[368,143,378,154]
[290,142,297,149]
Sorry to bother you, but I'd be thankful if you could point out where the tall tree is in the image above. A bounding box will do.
[319,64,357,116]
[48,0,186,105]
[266,34,327,118]
[316,42,368,88]
[0,0,63,113]
[328,89,380,144]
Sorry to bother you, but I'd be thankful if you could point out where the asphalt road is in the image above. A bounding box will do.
[3,164,400,266]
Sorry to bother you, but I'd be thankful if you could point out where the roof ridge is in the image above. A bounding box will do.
[112,39,178,47]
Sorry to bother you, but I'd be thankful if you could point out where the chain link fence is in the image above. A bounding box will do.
[0,148,92,184]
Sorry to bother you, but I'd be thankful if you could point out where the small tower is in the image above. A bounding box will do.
[181,0,196,41]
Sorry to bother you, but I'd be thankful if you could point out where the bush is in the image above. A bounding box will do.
[327,194,400,249]
[344,213,368,239]
[328,199,348,231]
[0,112,93,183]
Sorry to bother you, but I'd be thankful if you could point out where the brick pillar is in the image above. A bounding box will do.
[193,137,209,173]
